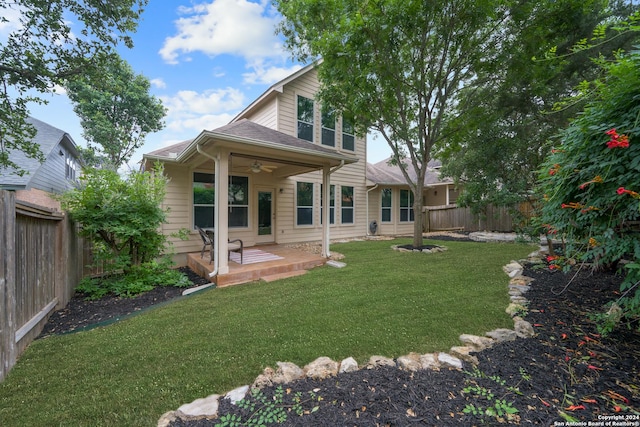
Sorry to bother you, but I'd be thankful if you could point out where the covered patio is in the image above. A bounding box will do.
[186,244,326,287]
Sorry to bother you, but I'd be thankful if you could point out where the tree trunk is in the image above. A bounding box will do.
[412,181,424,248]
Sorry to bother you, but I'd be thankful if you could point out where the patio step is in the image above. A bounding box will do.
[261,270,308,283]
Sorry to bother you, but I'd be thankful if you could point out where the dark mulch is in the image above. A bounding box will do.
[38,267,210,338]
[170,264,640,426]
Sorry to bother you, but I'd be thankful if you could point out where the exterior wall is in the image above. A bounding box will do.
[368,186,415,236]
[424,186,447,206]
[29,138,77,196]
[242,97,278,129]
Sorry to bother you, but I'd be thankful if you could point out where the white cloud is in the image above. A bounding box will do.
[150,78,167,89]
[0,5,23,36]
[160,87,245,133]
[159,0,283,64]
[243,61,303,85]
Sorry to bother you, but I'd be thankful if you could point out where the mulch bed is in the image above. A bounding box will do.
[39,239,640,425]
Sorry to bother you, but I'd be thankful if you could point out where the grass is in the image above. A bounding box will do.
[0,238,533,426]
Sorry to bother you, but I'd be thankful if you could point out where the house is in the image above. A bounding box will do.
[142,63,456,275]
[0,117,81,210]
[365,158,459,236]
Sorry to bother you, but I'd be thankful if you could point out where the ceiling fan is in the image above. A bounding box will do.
[248,160,277,173]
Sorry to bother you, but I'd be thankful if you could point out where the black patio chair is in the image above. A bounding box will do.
[196,226,213,263]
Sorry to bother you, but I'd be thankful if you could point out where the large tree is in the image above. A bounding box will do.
[0,0,147,175]
[276,0,509,248]
[65,55,166,170]
[437,0,639,220]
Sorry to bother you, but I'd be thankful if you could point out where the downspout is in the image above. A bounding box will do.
[322,160,345,258]
[196,144,220,278]
[366,184,378,236]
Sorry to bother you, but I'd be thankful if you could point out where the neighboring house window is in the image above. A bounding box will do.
[193,172,215,228]
[342,115,355,151]
[65,154,76,181]
[381,188,392,222]
[320,184,335,224]
[400,189,414,222]
[228,176,249,228]
[297,95,314,142]
[448,186,459,205]
[321,109,336,147]
[341,186,354,224]
[296,181,314,225]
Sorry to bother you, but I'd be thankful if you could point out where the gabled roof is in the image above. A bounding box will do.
[367,157,452,187]
[0,117,79,189]
[231,62,317,123]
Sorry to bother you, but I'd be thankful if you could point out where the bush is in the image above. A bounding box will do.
[537,48,640,332]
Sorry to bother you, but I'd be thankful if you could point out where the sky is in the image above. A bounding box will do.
[22,0,391,169]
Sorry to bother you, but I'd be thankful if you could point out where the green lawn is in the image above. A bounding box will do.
[0,238,533,426]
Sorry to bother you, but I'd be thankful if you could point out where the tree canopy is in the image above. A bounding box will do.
[275,0,509,247]
[438,0,639,217]
[0,0,147,175]
[65,54,166,170]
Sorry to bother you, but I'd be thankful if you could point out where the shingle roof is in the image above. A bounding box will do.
[367,157,452,186]
[0,117,72,188]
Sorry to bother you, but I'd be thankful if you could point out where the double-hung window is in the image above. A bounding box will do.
[320,184,335,224]
[321,109,336,147]
[193,172,215,228]
[381,188,392,222]
[296,181,314,225]
[342,115,355,151]
[341,186,354,224]
[297,96,314,142]
[399,189,414,222]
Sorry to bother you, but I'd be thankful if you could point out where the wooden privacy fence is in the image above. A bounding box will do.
[0,190,82,382]
[423,202,534,233]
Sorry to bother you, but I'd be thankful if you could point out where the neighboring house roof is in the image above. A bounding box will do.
[0,117,80,191]
[367,157,452,187]
[145,119,357,166]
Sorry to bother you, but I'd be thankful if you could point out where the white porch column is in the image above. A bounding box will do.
[217,150,231,274]
[321,164,331,258]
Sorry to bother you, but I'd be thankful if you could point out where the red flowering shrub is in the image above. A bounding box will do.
[537,49,640,332]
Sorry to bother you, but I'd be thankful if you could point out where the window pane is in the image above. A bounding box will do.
[400,209,408,222]
[298,122,313,142]
[381,209,391,222]
[229,176,248,205]
[342,115,355,151]
[400,189,409,207]
[194,206,214,228]
[322,109,335,129]
[322,128,335,147]
[297,207,313,225]
[342,209,353,224]
[228,207,248,227]
[381,188,392,207]
[342,134,354,151]
[341,186,354,207]
[297,96,314,123]
[194,173,215,204]
[297,182,313,206]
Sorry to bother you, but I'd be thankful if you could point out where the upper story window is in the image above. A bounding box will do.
[381,188,392,222]
[65,154,77,181]
[297,95,314,142]
[342,115,355,151]
[321,109,336,147]
[296,181,314,226]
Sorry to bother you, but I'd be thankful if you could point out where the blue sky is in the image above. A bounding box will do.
[23,0,390,169]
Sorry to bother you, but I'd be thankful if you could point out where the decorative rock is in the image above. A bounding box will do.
[510,295,528,305]
[396,352,422,372]
[157,411,179,427]
[458,334,494,352]
[437,352,463,370]
[449,346,479,365]
[304,356,339,380]
[486,328,517,342]
[252,367,275,389]
[273,362,305,384]
[514,319,535,338]
[420,353,440,370]
[225,385,249,404]
[503,261,523,277]
[510,276,534,286]
[506,303,527,317]
[339,357,359,373]
[177,393,220,418]
[366,355,396,369]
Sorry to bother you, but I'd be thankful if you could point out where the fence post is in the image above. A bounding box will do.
[0,190,17,382]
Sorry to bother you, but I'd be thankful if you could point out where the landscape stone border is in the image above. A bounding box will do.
[157,246,542,426]
[391,244,448,254]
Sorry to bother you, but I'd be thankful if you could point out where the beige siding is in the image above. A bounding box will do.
[242,98,278,129]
